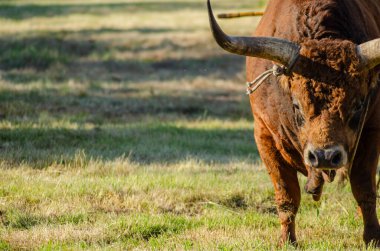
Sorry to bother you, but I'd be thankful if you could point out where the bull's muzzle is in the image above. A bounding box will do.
[304,144,347,169]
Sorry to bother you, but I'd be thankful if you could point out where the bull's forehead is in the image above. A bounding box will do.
[290,74,365,118]
[296,39,366,88]
[301,79,351,118]
[299,39,360,73]
[288,39,368,114]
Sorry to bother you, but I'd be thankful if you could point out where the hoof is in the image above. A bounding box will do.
[278,238,298,247]
[278,235,297,247]
[364,227,380,247]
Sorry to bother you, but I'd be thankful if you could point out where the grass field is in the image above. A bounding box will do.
[0,0,377,250]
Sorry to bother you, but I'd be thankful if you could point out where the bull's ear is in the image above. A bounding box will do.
[358,38,380,70]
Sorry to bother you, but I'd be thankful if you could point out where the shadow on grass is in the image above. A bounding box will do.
[0,2,203,20]
[0,123,258,168]
[0,3,256,169]
[72,54,244,84]
[0,31,244,84]
[0,29,249,121]
[3,54,244,85]
[0,35,101,71]
[0,88,249,121]
[0,1,266,20]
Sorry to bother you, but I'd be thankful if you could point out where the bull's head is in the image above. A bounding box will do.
[207,0,380,175]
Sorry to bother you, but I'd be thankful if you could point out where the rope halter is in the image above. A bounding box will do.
[246,65,287,95]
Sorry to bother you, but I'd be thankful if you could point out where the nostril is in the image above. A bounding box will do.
[331,152,342,166]
[308,151,318,166]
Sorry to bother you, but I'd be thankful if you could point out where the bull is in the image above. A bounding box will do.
[207,0,380,246]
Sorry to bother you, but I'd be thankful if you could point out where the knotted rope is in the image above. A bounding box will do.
[246,65,287,95]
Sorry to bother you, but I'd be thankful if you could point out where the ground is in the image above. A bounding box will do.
[0,0,377,250]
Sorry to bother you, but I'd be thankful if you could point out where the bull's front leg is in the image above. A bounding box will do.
[272,163,300,245]
[350,132,380,246]
[254,122,301,245]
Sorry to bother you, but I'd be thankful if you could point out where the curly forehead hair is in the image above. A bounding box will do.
[288,39,367,116]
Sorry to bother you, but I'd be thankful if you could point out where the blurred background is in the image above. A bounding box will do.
[0,0,264,166]
[0,1,366,250]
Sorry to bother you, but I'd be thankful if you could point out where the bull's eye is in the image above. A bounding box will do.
[293,100,304,127]
[348,100,365,130]
[292,99,300,111]
[293,103,300,110]
[353,100,364,113]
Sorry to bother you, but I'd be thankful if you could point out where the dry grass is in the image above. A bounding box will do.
[0,0,378,250]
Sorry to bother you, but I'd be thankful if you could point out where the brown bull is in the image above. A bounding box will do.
[208,0,380,246]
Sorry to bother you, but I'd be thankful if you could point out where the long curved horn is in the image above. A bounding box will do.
[207,0,299,67]
[358,38,380,70]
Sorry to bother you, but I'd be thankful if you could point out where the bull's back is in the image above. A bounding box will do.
[348,0,380,40]
[254,0,380,43]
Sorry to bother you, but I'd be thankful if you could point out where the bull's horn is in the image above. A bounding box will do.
[358,38,380,70]
[207,0,300,68]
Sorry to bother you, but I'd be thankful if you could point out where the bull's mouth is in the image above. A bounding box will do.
[304,168,337,201]
[316,166,343,171]
[305,175,324,201]
[321,169,336,182]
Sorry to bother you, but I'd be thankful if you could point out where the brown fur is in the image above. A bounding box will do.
[246,0,380,246]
